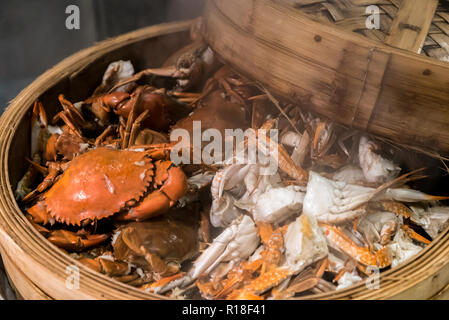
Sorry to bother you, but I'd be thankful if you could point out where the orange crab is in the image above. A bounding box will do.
[27,147,188,250]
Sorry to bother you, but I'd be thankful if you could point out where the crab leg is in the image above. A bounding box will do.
[197,259,262,299]
[247,130,309,183]
[171,91,202,98]
[122,90,142,148]
[320,224,392,268]
[32,101,48,128]
[226,267,294,300]
[258,223,287,274]
[23,162,62,204]
[200,223,285,298]
[291,130,310,167]
[144,273,185,293]
[45,134,59,162]
[381,201,412,218]
[401,225,431,245]
[273,260,329,299]
[95,125,117,146]
[381,188,449,202]
[47,230,109,252]
[224,222,304,300]
[128,109,150,148]
[58,94,86,124]
[25,157,48,175]
[304,169,433,224]
[58,112,83,138]
[78,257,130,277]
[53,95,85,138]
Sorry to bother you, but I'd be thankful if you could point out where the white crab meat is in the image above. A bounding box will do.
[337,270,363,290]
[101,60,135,92]
[357,211,399,246]
[281,131,302,148]
[210,193,243,228]
[409,206,449,239]
[252,186,305,223]
[388,227,423,268]
[284,214,328,274]
[332,165,367,185]
[211,164,282,227]
[358,136,400,184]
[234,167,282,211]
[327,251,346,274]
[242,165,282,199]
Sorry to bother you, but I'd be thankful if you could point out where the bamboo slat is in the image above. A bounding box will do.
[291,0,449,61]
[1,250,51,300]
[203,0,449,156]
[385,0,438,52]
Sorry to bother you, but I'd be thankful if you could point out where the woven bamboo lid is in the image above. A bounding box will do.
[292,0,449,61]
[202,0,449,157]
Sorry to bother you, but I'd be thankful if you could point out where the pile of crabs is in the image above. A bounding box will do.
[16,20,449,299]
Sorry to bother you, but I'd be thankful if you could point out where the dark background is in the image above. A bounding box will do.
[0,0,205,111]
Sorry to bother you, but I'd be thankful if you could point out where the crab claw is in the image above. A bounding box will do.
[116,163,188,221]
[47,230,109,252]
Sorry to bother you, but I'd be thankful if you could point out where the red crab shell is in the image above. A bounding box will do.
[41,148,157,225]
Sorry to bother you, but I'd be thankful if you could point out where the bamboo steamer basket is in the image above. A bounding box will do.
[202,0,449,157]
[0,15,448,301]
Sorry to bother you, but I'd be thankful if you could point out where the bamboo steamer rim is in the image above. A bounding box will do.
[0,21,197,300]
[0,16,447,300]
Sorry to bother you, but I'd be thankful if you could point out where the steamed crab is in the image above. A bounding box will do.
[26,147,188,251]
[112,209,200,279]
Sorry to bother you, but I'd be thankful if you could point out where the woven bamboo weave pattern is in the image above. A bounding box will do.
[289,0,449,61]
